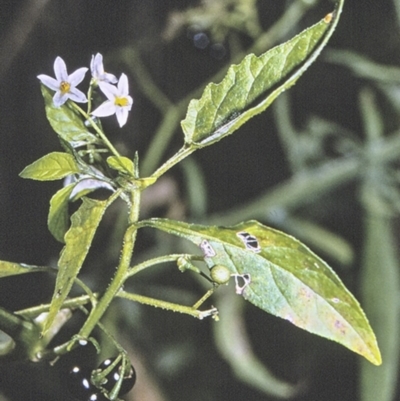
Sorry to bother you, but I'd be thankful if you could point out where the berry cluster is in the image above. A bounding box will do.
[65,343,136,400]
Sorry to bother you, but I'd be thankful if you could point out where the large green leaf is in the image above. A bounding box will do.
[20,152,80,181]
[0,261,48,278]
[141,218,381,365]
[48,183,76,243]
[41,86,99,147]
[181,9,341,147]
[42,197,109,334]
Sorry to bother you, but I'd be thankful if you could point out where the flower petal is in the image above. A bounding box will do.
[92,101,116,117]
[125,95,134,109]
[103,72,118,84]
[68,87,88,103]
[118,73,129,96]
[98,81,119,101]
[54,56,68,82]
[53,91,69,107]
[69,67,88,86]
[70,178,114,199]
[37,74,60,91]
[91,53,103,76]
[115,107,129,127]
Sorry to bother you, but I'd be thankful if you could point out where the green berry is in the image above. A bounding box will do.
[210,265,231,285]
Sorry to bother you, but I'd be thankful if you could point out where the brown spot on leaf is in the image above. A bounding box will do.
[324,13,333,23]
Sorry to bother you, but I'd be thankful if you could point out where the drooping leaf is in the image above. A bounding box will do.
[42,197,109,334]
[0,261,49,278]
[141,218,381,365]
[20,152,80,181]
[48,183,76,243]
[107,156,134,175]
[41,86,99,147]
[181,11,340,147]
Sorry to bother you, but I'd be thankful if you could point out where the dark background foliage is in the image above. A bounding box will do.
[0,0,399,400]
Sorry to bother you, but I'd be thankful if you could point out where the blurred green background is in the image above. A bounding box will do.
[0,0,399,400]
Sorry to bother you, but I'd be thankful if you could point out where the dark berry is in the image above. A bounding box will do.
[68,365,100,401]
[63,340,98,373]
[97,357,136,396]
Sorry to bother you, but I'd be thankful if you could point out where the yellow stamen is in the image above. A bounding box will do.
[115,97,129,107]
[60,81,71,94]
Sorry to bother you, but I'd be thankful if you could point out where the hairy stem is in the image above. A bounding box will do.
[69,101,122,160]
[78,188,141,338]
[149,144,195,180]
[118,291,217,320]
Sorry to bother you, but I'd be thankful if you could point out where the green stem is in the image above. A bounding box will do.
[150,144,195,180]
[14,295,93,319]
[69,101,122,159]
[87,83,94,114]
[0,307,36,340]
[192,287,216,310]
[0,307,41,360]
[118,291,217,320]
[78,188,141,338]
[126,253,201,279]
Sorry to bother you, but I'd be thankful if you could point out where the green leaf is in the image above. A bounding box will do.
[42,197,109,334]
[107,156,134,174]
[20,152,80,181]
[41,86,99,147]
[0,261,48,278]
[141,218,381,365]
[181,11,338,147]
[48,183,76,243]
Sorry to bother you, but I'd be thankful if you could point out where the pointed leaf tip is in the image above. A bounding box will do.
[181,10,338,147]
[141,218,381,365]
[20,152,80,181]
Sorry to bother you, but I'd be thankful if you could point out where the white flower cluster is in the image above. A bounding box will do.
[37,53,133,127]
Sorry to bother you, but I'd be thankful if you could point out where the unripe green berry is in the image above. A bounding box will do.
[210,265,231,285]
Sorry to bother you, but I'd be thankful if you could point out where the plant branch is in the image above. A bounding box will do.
[125,253,202,279]
[78,187,141,339]
[69,101,122,159]
[118,291,217,320]
[149,144,195,180]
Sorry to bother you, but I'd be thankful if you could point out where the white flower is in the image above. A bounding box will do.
[91,73,133,127]
[90,53,117,85]
[37,56,88,107]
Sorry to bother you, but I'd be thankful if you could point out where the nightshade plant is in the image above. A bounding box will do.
[0,0,382,399]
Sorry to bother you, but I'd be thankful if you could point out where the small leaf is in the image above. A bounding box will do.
[0,261,48,278]
[181,11,338,147]
[42,197,109,334]
[48,183,76,243]
[20,152,80,181]
[41,86,99,147]
[107,156,134,174]
[141,218,381,365]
